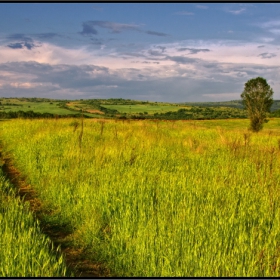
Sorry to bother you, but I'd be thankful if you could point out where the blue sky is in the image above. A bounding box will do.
[0,3,280,102]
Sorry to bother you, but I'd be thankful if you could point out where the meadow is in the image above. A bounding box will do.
[1,118,280,276]
[0,168,69,277]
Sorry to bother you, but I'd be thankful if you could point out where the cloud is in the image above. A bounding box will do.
[1,58,280,102]
[156,46,166,52]
[177,48,210,54]
[80,22,98,35]
[80,20,139,35]
[24,41,36,50]
[2,37,280,70]
[1,41,105,65]
[1,38,280,101]
[7,43,23,49]
[269,29,280,35]
[175,40,280,66]
[6,33,37,50]
[9,82,36,89]
[122,52,146,58]
[33,64,113,89]
[7,41,36,50]
[258,52,277,59]
[80,20,169,38]
[141,61,160,65]
[0,61,114,91]
[148,50,165,56]
[35,33,60,39]
[0,61,173,100]
[98,21,139,33]
[259,37,275,43]
[255,20,280,36]
[165,55,197,64]
[260,20,280,29]
[145,30,168,37]
[7,33,32,41]
[90,38,103,45]
[227,8,246,15]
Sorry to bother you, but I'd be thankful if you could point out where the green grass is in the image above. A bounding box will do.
[0,169,69,277]
[1,118,280,276]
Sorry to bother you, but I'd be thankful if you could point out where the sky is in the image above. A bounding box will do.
[0,3,280,102]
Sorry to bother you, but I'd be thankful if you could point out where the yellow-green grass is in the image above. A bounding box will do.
[0,169,69,277]
[1,118,280,276]
[187,118,250,130]
[194,118,280,131]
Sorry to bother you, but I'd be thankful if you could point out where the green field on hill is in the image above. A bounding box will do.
[0,98,98,117]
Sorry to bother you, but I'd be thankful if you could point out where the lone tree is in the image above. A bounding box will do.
[241,77,273,132]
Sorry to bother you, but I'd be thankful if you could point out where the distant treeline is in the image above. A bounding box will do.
[271,110,280,117]
[81,98,149,106]
[183,99,280,112]
[121,107,248,120]
[0,110,89,119]
[0,103,22,106]
[3,107,280,121]
[0,97,70,103]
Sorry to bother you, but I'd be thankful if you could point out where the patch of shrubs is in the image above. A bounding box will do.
[0,110,90,119]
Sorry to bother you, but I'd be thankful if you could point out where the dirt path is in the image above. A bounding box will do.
[1,153,112,277]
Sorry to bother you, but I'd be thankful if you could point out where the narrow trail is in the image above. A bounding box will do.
[1,153,112,277]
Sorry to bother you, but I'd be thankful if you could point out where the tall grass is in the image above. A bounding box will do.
[1,118,280,276]
[0,168,69,277]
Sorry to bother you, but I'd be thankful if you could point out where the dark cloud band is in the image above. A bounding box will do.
[79,20,168,37]
[6,33,37,50]
[177,48,210,54]
[258,52,277,59]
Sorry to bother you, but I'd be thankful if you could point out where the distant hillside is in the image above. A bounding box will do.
[1,97,280,120]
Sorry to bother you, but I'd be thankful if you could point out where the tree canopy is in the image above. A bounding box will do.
[241,77,273,132]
